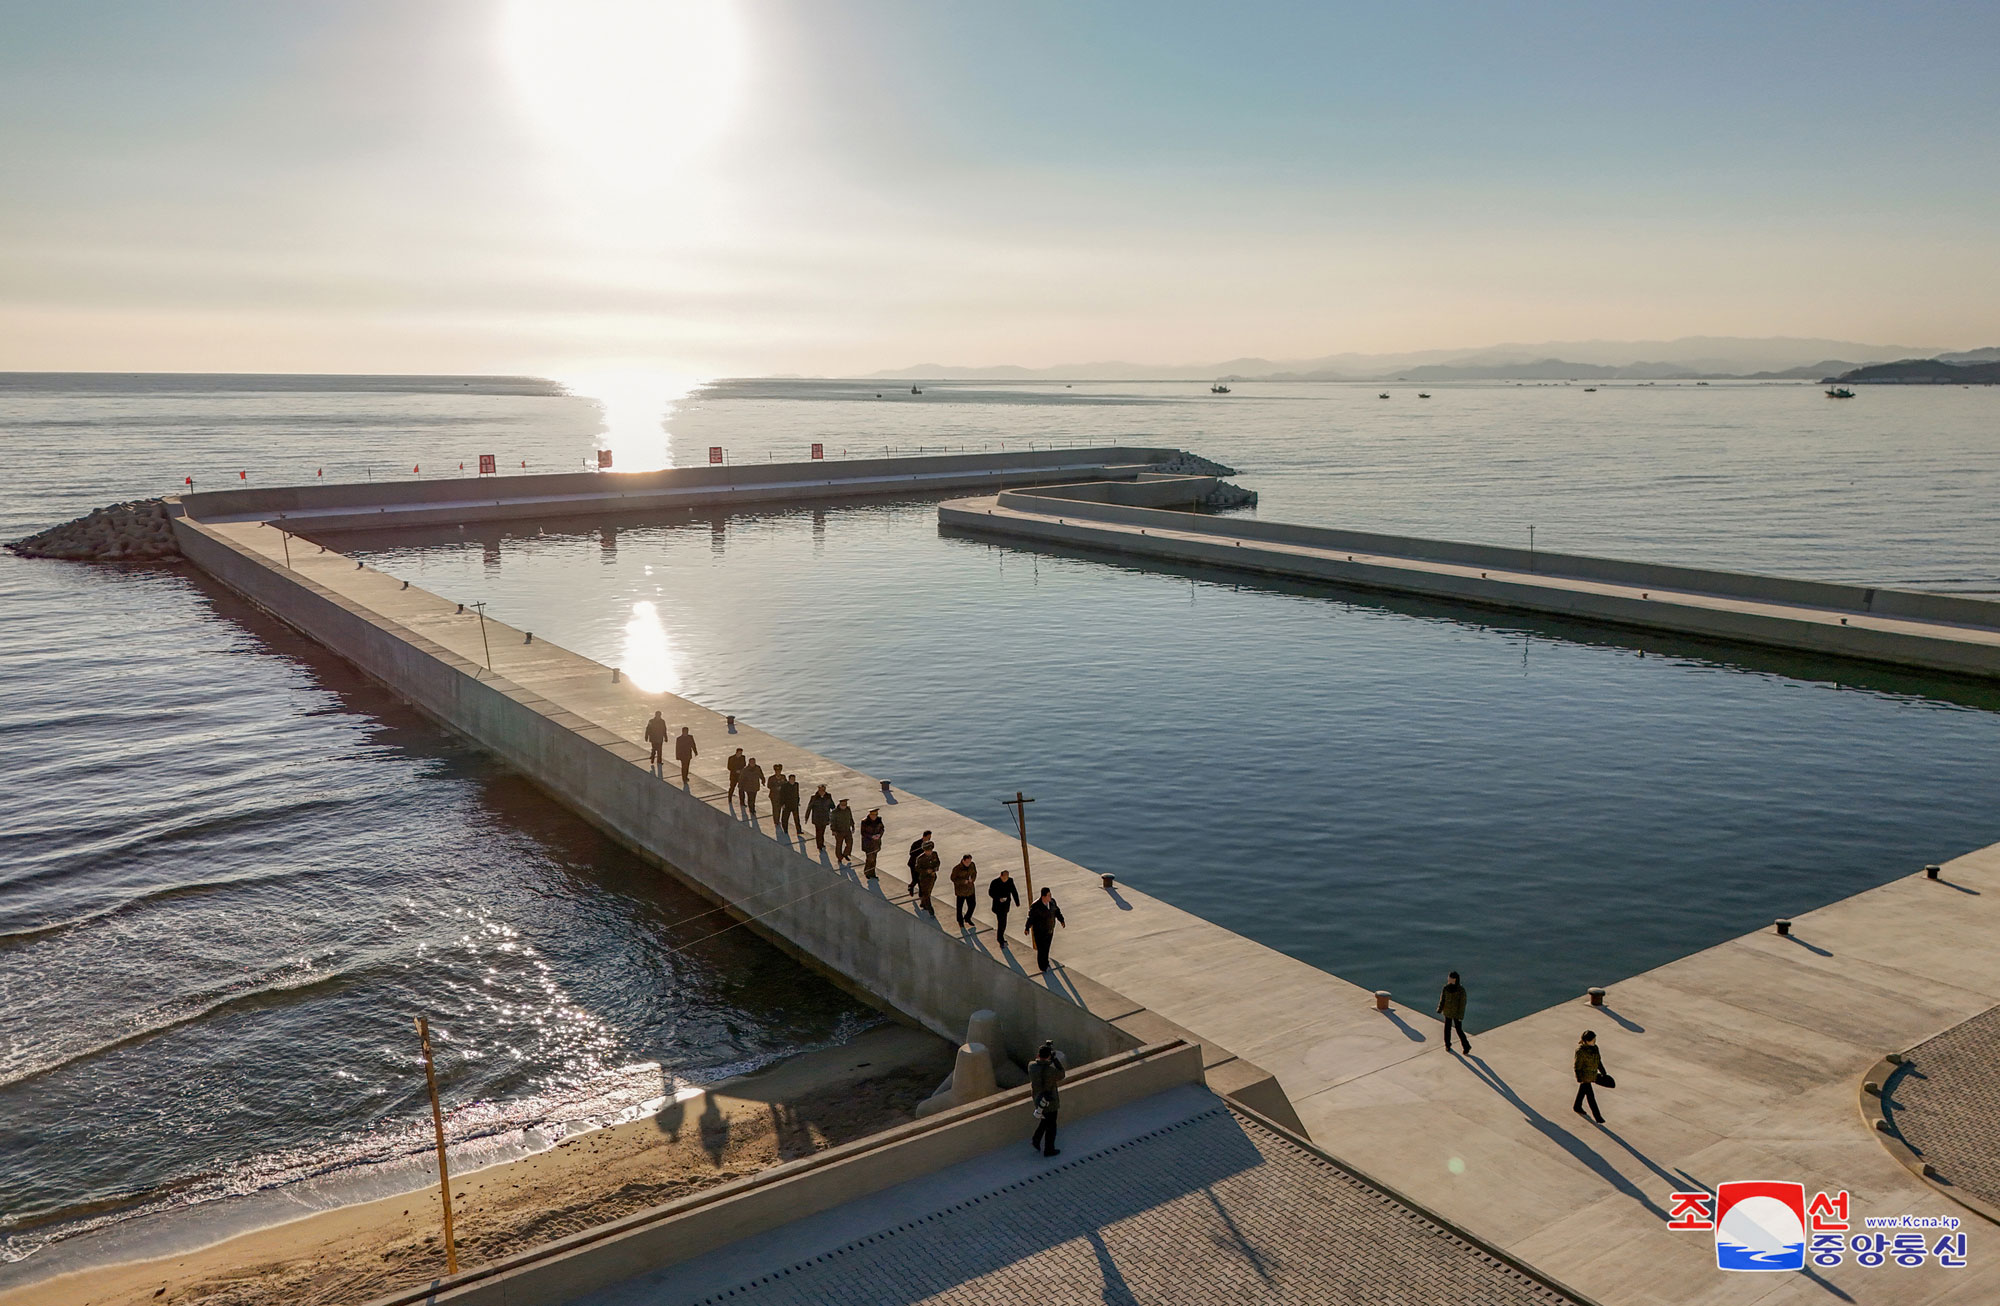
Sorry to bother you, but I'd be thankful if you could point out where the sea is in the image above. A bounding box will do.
[2,372,1997,1276]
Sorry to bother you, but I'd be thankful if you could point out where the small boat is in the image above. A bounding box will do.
[1826,387,1856,399]
[1417,393,1432,399]
[1210,383,1231,394]
[1378,393,1389,399]
[1583,387,1596,392]
[911,385,922,395]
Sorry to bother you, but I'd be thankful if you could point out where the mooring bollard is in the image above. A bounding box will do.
[1373,990,1391,1011]
[456,603,464,614]
[1926,864,1942,880]
[725,714,736,730]
[1775,918,1792,936]
[401,580,409,589]
[1102,873,1116,889]
[524,632,533,644]
[611,667,620,684]
[881,779,893,795]
[1587,987,1606,1007]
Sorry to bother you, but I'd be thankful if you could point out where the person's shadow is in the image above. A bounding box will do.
[1458,1055,1666,1219]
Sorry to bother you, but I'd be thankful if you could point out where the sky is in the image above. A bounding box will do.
[1,0,1997,376]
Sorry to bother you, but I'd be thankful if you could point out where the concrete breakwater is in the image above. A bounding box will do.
[163,450,1315,1135]
[177,446,1223,533]
[941,483,2000,680]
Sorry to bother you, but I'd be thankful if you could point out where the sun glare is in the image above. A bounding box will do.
[500,0,746,186]
[561,369,704,472]
[621,600,683,695]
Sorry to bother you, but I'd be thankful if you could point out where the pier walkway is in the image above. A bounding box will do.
[163,461,2000,1303]
[941,489,2000,681]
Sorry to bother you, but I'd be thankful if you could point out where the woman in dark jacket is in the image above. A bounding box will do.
[1573,1031,1607,1123]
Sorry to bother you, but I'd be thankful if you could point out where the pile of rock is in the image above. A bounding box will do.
[1155,450,1240,477]
[1200,481,1259,510]
[7,499,181,561]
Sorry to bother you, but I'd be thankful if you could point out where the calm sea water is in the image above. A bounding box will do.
[3,373,1998,1268]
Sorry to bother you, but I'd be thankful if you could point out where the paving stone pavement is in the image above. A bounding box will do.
[678,1106,1579,1306]
[1887,1001,2000,1210]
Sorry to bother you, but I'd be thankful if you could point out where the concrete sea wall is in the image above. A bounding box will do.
[944,490,2000,680]
[170,515,1131,1071]
[180,447,1192,533]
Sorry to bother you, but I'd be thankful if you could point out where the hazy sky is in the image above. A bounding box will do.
[3,0,1996,375]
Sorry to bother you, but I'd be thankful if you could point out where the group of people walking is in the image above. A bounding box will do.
[1436,971,1616,1123]
[653,716,1073,971]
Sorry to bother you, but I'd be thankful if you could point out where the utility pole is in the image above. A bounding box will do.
[413,1016,459,1277]
[280,530,291,569]
[1002,791,1036,900]
[1528,525,1536,570]
[469,601,492,671]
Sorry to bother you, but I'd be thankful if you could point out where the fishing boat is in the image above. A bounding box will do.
[1826,387,1856,399]
[1378,392,1389,399]
[910,385,922,395]
[1417,393,1431,399]
[1583,387,1596,392]
[1210,383,1231,394]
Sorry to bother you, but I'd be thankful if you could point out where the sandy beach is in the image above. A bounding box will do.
[2,1024,952,1306]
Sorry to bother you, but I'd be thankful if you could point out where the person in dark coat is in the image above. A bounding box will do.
[806,785,835,851]
[911,841,941,915]
[1024,888,1065,971]
[908,830,931,877]
[644,711,668,768]
[738,758,763,818]
[726,749,747,803]
[1573,1031,1607,1123]
[1028,1041,1065,1157]
[1436,972,1471,1054]
[673,726,697,783]
[765,764,788,830]
[949,854,979,928]
[777,770,804,837]
[988,869,1021,944]
[830,798,856,862]
[859,809,885,876]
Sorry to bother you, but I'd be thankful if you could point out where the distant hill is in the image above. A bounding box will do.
[869,336,1952,383]
[1826,359,2000,385]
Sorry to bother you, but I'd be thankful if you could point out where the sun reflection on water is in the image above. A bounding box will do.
[560,370,705,473]
[621,599,681,694]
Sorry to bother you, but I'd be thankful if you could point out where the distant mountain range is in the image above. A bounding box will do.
[1827,358,2000,385]
[867,337,1998,383]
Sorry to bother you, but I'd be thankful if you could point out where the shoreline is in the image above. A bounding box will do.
[0,1024,952,1306]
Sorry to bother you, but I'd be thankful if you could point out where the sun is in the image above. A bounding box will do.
[499,0,747,185]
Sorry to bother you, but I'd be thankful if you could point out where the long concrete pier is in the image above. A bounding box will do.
[167,451,1315,1131]
[940,482,2000,680]
[159,454,2000,1302]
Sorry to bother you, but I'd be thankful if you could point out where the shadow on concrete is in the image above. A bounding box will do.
[1378,1008,1427,1043]
[1104,884,1133,911]
[1593,1125,1690,1194]
[1931,877,1981,895]
[1201,1186,1276,1286]
[1782,933,1834,958]
[1596,1005,1645,1034]
[1458,1055,1666,1219]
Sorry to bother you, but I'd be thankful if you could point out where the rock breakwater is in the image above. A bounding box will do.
[7,499,181,561]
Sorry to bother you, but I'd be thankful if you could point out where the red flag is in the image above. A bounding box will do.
[238,471,247,480]
[316,468,323,477]
[413,465,420,474]
[458,462,464,470]
[184,476,193,486]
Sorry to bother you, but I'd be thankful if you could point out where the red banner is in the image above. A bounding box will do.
[596,450,613,469]
[478,454,496,475]
[708,446,724,465]
[810,443,824,460]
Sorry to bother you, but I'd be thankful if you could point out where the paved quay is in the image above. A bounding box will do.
[940,491,2000,681]
[576,1084,1583,1306]
[169,470,2000,1304]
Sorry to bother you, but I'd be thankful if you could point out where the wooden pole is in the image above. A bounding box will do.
[1003,791,1036,901]
[413,1016,459,1276]
[280,531,291,569]
[470,601,492,671]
